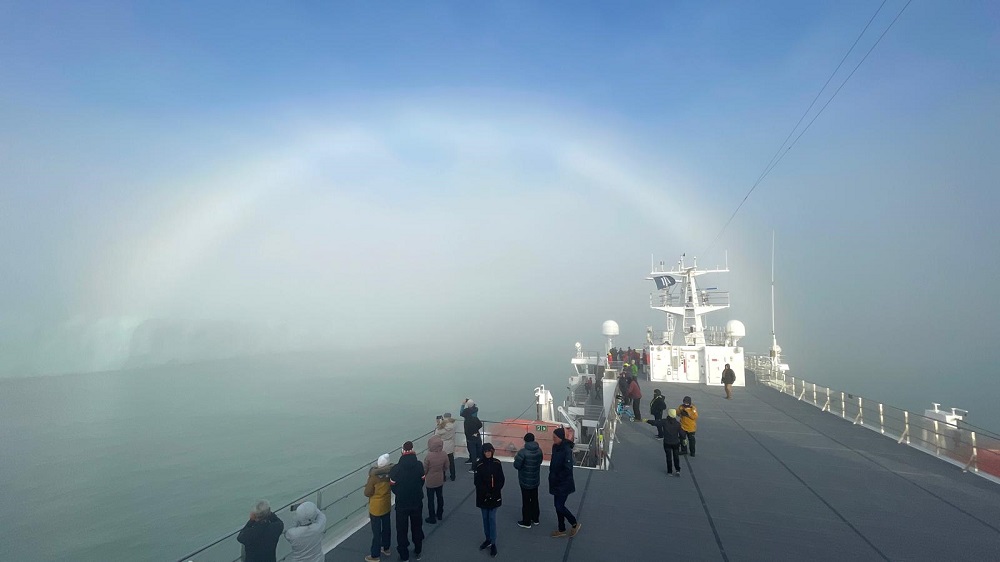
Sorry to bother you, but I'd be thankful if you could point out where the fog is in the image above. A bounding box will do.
[1,2,998,428]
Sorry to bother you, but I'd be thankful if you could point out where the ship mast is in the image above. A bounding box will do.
[769,231,782,367]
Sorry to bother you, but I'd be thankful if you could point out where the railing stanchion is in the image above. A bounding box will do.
[934,420,941,455]
[317,490,323,511]
[812,383,817,405]
[822,387,830,412]
[841,392,846,418]
[964,431,978,473]
[898,411,910,444]
[879,403,885,434]
[853,397,863,425]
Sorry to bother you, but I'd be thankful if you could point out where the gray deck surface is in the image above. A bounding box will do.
[328,380,1000,561]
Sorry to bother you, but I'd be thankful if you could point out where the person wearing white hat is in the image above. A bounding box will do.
[364,453,394,561]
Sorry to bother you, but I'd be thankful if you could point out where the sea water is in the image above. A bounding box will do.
[0,351,566,562]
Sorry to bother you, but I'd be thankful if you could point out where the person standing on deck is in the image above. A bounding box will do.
[513,432,543,528]
[548,427,582,538]
[678,396,699,457]
[649,389,667,437]
[474,443,505,558]
[237,500,283,562]
[364,454,394,561]
[390,441,425,561]
[584,376,593,397]
[423,435,448,525]
[627,376,643,422]
[283,501,326,562]
[461,398,483,470]
[722,364,736,399]
[435,413,457,481]
[617,371,629,402]
[647,409,684,476]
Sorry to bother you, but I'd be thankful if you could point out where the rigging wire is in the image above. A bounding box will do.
[705,0,914,253]
[754,0,889,187]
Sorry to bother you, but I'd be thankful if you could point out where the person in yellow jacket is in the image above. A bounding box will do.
[364,453,394,561]
[677,396,699,456]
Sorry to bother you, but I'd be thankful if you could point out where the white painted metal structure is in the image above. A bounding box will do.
[647,254,745,386]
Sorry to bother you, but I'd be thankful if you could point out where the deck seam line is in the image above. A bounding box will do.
[560,466,593,562]
[724,409,892,561]
[754,389,1000,535]
[684,454,730,561]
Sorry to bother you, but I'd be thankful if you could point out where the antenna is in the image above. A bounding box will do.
[770,231,781,367]
[771,231,776,338]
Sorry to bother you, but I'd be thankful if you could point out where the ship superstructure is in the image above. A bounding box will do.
[647,254,746,386]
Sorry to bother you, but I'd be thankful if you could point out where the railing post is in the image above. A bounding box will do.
[898,411,910,444]
[841,392,846,418]
[812,383,817,405]
[853,397,863,425]
[316,490,323,510]
[821,387,831,412]
[879,403,885,434]
[964,431,978,473]
[934,420,941,455]
[797,380,806,401]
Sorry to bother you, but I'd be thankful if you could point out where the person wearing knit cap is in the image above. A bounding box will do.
[548,427,581,538]
[513,432,543,528]
[649,389,667,437]
[646,409,684,476]
[474,442,505,558]
[390,441,425,560]
[435,413,457,481]
[461,398,484,470]
[364,453,394,561]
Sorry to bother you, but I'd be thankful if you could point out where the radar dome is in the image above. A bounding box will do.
[602,320,620,337]
[725,320,746,338]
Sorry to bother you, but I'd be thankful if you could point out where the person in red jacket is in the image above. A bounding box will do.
[627,376,643,422]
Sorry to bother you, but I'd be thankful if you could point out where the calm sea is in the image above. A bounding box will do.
[0,351,566,562]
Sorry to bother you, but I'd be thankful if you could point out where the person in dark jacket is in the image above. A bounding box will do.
[722,363,736,399]
[512,432,543,528]
[237,500,284,562]
[649,389,667,437]
[389,441,425,561]
[647,409,684,476]
[460,398,483,469]
[548,427,581,538]
[474,443,505,558]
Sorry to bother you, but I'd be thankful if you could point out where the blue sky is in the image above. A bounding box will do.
[1,1,998,423]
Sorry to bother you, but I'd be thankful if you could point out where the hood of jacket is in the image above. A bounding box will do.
[370,464,393,479]
[293,501,320,527]
[428,435,444,453]
[556,439,575,451]
[523,441,540,453]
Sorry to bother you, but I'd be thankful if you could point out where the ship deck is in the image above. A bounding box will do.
[327,380,1000,561]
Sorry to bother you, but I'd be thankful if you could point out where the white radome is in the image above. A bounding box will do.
[601,320,620,337]
[725,320,746,338]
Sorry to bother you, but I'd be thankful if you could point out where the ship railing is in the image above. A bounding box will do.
[175,427,435,562]
[176,410,539,562]
[758,375,1000,484]
[649,291,731,309]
